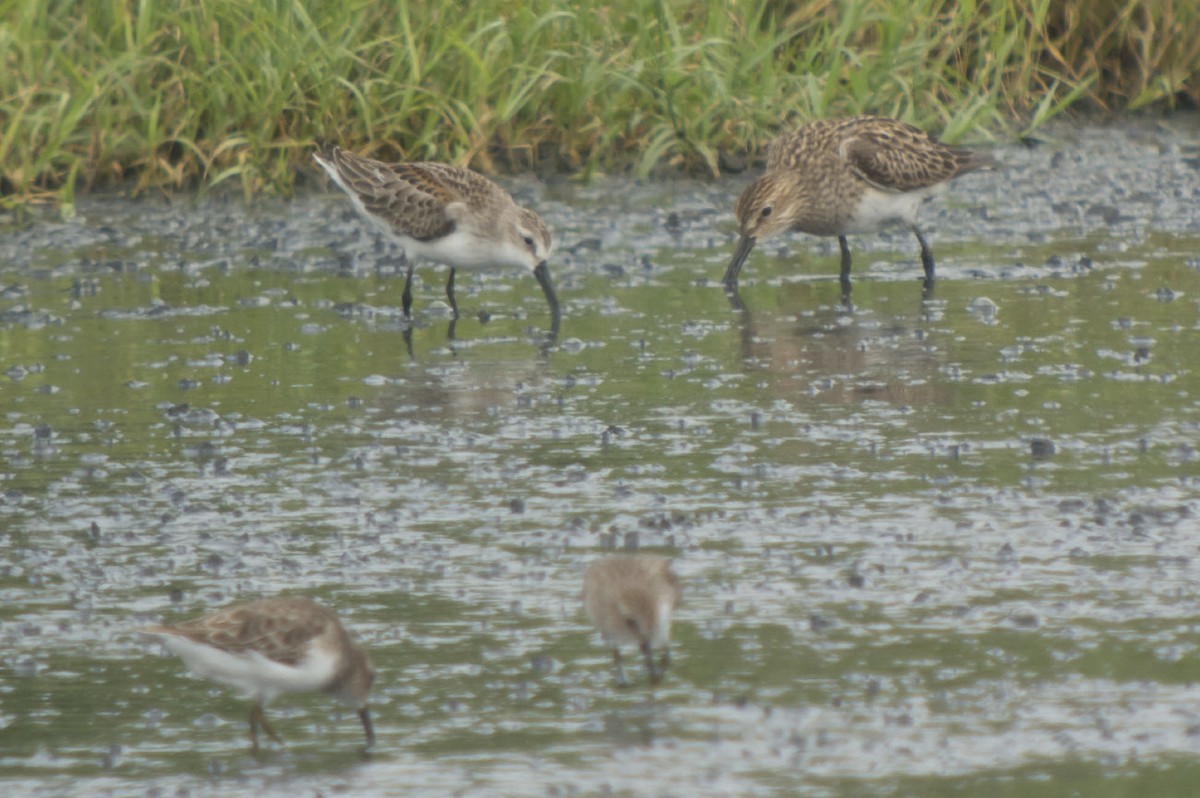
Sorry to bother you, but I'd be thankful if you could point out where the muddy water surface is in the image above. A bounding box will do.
[2,117,1200,796]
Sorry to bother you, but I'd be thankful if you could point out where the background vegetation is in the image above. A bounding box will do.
[1,0,1197,204]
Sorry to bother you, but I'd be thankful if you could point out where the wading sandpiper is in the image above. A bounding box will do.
[314,146,559,334]
[582,554,681,687]
[143,595,375,750]
[725,116,996,296]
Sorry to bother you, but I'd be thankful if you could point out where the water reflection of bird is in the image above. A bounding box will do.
[142,596,376,750]
[724,116,996,299]
[314,146,559,336]
[370,355,554,419]
[583,554,681,686]
[726,289,945,408]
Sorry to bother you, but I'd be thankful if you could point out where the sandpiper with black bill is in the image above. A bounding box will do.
[724,116,996,295]
[142,595,376,750]
[314,146,559,334]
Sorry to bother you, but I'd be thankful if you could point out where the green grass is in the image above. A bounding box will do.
[1,0,1196,205]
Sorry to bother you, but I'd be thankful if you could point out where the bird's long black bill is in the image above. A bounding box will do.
[723,235,756,289]
[358,706,376,748]
[533,261,560,338]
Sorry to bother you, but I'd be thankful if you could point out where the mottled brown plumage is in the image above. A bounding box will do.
[583,554,681,686]
[725,116,996,293]
[314,146,558,332]
[143,596,375,750]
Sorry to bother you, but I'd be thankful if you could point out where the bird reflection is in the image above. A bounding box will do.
[722,283,946,408]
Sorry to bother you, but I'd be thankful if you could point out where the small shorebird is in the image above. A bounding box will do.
[582,554,680,686]
[313,146,559,333]
[724,116,996,294]
[142,596,376,750]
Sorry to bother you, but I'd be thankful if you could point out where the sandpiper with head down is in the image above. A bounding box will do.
[142,595,376,750]
[583,554,681,686]
[724,116,996,296]
[314,146,559,334]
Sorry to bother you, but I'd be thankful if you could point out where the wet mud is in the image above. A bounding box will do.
[1,116,1200,796]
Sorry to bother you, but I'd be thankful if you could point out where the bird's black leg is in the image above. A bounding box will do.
[249,703,282,751]
[912,225,935,289]
[838,236,852,285]
[445,267,459,319]
[401,262,415,319]
[358,706,376,749]
[838,235,853,303]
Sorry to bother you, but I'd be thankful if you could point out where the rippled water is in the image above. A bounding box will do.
[2,117,1199,797]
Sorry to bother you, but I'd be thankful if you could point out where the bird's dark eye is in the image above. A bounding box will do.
[760,207,773,218]
[522,235,535,249]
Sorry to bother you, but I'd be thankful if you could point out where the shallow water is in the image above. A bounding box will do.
[2,117,1200,797]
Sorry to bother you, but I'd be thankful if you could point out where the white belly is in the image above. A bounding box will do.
[844,185,940,233]
[156,635,338,704]
[399,228,503,270]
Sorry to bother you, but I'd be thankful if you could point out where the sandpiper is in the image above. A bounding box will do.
[724,116,996,294]
[582,554,681,686]
[313,146,559,333]
[142,595,376,750]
